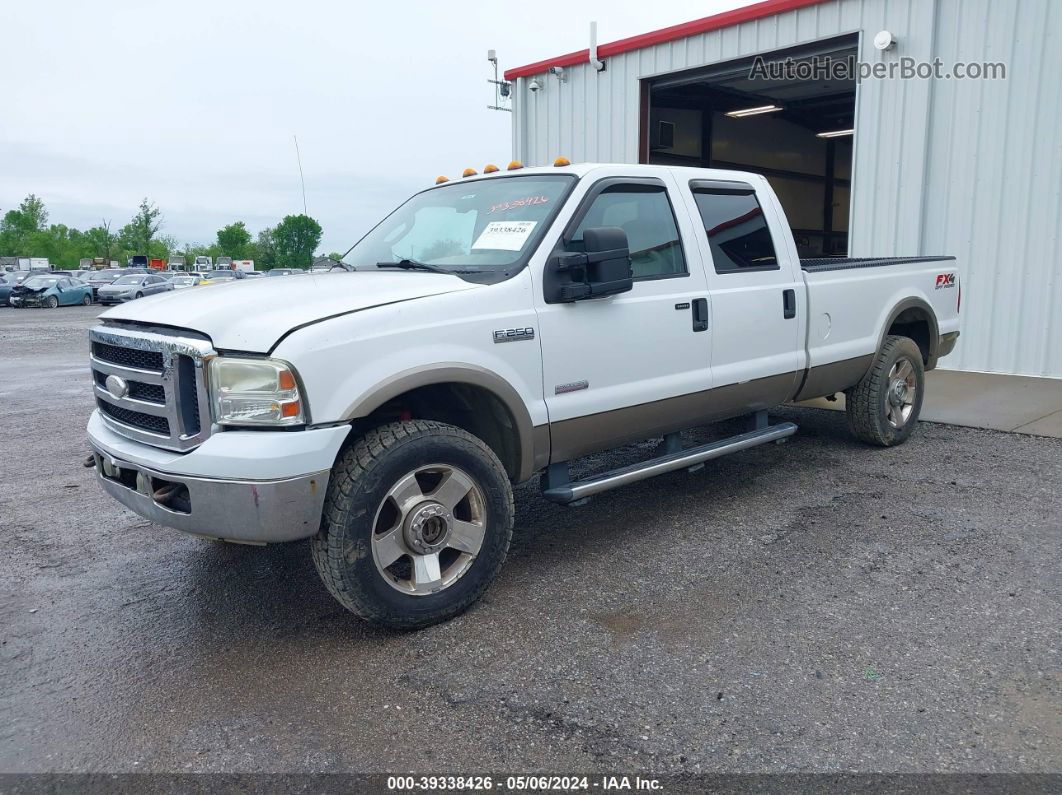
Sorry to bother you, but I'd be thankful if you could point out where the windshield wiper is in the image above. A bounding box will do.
[375,259,478,275]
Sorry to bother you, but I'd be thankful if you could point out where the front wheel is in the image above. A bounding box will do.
[45,295,58,309]
[134,291,144,299]
[845,334,925,446]
[312,420,514,629]
[82,294,93,306]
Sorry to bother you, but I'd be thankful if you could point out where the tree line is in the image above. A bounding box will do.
[0,194,335,270]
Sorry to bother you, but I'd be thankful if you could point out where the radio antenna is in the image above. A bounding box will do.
[293,134,308,214]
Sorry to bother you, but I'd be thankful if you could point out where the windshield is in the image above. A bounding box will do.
[113,275,143,285]
[93,269,122,279]
[172,276,196,285]
[342,175,575,273]
[24,277,60,289]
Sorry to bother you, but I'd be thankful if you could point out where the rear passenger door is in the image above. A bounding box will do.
[681,179,804,402]
[535,174,713,460]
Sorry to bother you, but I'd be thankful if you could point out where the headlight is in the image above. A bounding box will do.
[209,358,306,427]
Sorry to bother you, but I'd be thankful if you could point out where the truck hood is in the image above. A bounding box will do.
[100,270,482,351]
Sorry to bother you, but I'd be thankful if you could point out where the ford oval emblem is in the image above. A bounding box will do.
[105,375,129,399]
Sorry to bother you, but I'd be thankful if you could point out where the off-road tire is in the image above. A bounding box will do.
[845,334,925,446]
[312,420,514,629]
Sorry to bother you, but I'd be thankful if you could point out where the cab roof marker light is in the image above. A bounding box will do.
[507,161,524,170]
[816,128,854,138]
[435,176,450,184]
[724,104,782,118]
[483,164,500,173]
[553,156,571,167]
[462,168,478,178]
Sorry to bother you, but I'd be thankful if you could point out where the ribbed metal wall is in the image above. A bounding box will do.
[511,0,1062,377]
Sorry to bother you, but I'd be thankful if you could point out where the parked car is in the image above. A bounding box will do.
[264,268,306,277]
[10,274,94,308]
[243,271,264,278]
[85,163,961,629]
[0,272,32,305]
[169,275,202,290]
[84,269,126,299]
[199,270,244,286]
[96,273,173,304]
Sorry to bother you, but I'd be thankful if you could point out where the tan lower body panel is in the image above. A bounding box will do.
[793,354,875,402]
[548,371,800,463]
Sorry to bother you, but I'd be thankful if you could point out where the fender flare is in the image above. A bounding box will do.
[878,297,940,366]
[341,363,545,482]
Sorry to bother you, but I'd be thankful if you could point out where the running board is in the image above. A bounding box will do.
[541,422,798,505]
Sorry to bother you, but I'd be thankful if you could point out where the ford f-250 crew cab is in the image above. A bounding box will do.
[86,163,961,628]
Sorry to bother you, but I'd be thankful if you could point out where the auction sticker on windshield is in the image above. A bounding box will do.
[472,221,537,251]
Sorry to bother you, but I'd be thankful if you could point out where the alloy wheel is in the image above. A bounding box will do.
[371,464,487,596]
[885,359,917,428]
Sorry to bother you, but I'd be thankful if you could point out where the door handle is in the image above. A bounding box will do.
[692,297,709,332]
[782,289,796,319]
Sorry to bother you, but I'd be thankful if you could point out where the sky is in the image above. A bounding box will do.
[2,0,751,254]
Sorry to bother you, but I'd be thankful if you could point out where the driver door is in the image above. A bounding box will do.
[534,173,713,462]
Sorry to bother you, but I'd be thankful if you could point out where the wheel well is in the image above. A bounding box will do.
[351,382,522,481]
[888,308,933,364]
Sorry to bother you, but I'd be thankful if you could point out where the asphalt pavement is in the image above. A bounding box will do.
[1,305,1059,774]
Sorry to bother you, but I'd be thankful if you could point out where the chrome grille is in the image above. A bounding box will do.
[91,341,164,372]
[89,326,215,451]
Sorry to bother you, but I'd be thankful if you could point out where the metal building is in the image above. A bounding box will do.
[505,0,1062,378]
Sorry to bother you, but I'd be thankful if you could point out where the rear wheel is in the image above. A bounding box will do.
[45,295,58,309]
[312,420,514,629]
[845,334,924,446]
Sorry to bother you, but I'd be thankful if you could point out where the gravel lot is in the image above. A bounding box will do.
[1,304,1059,774]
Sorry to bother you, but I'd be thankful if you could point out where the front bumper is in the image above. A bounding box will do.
[97,292,132,304]
[87,410,350,543]
[11,294,46,307]
[88,446,329,543]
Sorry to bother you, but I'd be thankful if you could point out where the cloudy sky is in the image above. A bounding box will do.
[3,0,749,253]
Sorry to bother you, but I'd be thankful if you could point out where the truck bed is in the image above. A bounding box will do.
[800,255,956,273]
[797,255,962,400]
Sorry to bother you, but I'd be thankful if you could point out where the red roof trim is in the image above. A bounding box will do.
[504,0,831,80]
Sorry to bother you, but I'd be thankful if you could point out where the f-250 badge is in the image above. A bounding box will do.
[493,327,535,343]
[935,273,956,289]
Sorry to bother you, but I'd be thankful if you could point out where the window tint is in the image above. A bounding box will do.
[693,191,779,273]
[566,185,686,280]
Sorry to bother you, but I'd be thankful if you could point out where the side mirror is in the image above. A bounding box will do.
[545,226,634,303]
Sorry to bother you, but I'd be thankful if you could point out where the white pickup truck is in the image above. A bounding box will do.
[86,163,960,628]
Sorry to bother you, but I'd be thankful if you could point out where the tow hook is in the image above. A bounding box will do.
[83,453,96,468]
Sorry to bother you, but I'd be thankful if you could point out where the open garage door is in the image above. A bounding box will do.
[643,35,858,257]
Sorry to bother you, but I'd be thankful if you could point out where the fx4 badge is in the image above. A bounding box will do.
[935,273,956,289]
[493,327,535,343]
